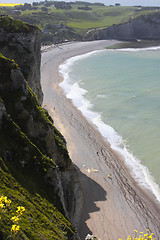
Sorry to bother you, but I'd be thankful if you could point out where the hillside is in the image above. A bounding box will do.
[0,17,82,239]
[0,1,160,43]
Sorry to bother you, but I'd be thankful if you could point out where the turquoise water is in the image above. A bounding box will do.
[59,47,160,201]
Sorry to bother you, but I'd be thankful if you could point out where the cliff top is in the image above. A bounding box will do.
[0,16,39,33]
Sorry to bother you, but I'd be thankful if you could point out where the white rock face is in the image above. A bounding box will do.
[84,14,160,40]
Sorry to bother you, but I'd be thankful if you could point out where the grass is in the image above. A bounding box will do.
[0,16,30,33]
[0,158,75,240]
[0,53,76,239]
[40,5,159,29]
[1,3,159,39]
[66,7,158,29]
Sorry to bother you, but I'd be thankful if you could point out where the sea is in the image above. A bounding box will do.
[59,46,160,202]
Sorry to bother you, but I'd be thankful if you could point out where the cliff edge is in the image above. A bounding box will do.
[0,17,43,104]
[84,12,160,41]
[0,17,82,240]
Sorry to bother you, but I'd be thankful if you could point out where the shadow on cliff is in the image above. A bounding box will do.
[77,169,107,240]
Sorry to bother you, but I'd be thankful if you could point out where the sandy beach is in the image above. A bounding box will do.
[41,40,160,240]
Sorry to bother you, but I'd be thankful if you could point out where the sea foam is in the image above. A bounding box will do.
[118,46,160,52]
[59,49,160,202]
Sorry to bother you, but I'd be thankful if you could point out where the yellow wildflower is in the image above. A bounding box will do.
[11,216,19,222]
[0,203,4,209]
[119,230,156,240]
[0,196,11,207]
[16,206,25,214]
[144,234,148,237]
[5,199,11,207]
[11,224,20,234]
[0,196,4,203]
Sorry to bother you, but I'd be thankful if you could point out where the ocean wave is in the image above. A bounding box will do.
[59,49,102,77]
[117,46,160,52]
[59,51,160,202]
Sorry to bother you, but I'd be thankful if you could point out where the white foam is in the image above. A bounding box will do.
[117,46,160,52]
[59,51,160,203]
[94,115,160,202]
[59,50,101,76]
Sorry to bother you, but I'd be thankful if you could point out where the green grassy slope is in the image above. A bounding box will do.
[0,158,74,240]
[65,6,156,29]
[0,54,75,239]
[0,3,159,41]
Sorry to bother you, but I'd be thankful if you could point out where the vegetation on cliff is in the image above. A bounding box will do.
[0,16,32,33]
[0,16,43,104]
[0,164,74,240]
[0,52,77,239]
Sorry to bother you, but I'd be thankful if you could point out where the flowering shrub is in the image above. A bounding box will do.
[119,230,155,240]
[0,195,25,238]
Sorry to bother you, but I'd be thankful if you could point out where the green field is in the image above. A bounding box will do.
[65,6,156,28]
[0,1,159,42]
[21,4,158,28]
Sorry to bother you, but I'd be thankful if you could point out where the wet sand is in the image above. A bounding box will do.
[41,40,160,240]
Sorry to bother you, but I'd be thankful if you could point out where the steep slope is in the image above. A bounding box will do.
[0,17,43,103]
[0,17,82,239]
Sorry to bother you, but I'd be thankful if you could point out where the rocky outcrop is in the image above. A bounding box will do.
[0,17,82,239]
[84,13,160,41]
[0,17,43,103]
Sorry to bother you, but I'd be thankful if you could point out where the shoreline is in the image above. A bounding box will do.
[59,47,160,203]
[41,40,160,240]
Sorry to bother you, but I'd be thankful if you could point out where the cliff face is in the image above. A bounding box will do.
[84,13,160,41]
[0,17,43,104]
[0,17,82,240]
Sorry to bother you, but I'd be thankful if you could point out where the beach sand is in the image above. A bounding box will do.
[41,40,160,240]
